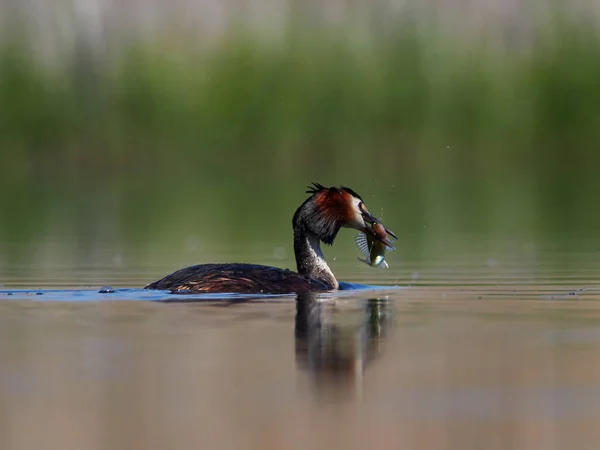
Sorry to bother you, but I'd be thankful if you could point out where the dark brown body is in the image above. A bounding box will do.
[145,263,330,294]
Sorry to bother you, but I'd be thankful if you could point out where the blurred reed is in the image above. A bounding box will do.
[1,11,599,171]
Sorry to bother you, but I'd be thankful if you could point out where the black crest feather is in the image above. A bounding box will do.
[306,182,326,194]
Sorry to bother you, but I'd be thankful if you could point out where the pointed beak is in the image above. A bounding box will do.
[361,211,399,241]
[360,213,397,250]
[382,226,398,241]
[376,233,396,250]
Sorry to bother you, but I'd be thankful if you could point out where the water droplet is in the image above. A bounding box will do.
[184,235,201,253]
[272,246,287,260]
[486,258,497,268]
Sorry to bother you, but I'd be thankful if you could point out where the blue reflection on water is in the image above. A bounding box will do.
[0,282,401,303]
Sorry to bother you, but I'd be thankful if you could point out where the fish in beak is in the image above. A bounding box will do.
[360,210,397,249]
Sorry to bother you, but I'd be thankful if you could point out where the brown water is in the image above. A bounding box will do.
[1,241,600,450]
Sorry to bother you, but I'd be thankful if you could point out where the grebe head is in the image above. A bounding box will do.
[295,182,397,247]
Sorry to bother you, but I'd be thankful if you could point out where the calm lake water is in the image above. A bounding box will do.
[1,236,600,450]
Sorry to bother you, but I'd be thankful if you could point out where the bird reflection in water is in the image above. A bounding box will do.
[294,294,393,399]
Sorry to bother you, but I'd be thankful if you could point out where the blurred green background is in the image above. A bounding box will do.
[1,1,599,286]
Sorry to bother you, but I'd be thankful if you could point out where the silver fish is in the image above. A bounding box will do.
[356,223,395,268]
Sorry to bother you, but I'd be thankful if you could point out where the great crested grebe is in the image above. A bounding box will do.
[144,183,397,294]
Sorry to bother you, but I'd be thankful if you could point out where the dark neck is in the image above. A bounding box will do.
[293,221,339,290]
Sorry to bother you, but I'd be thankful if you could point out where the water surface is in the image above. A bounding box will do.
[1,238,600,450]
